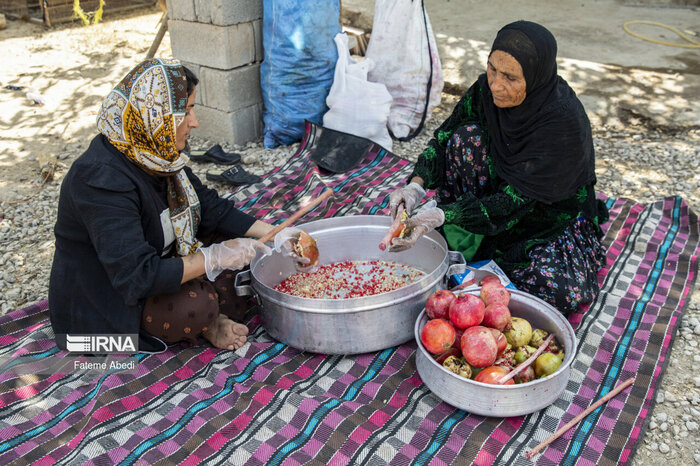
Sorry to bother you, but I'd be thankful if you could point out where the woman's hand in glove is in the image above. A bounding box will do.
[389,201,445,252]
[389,181,426,218]
[200,238,271,281]
[273,227,312,267]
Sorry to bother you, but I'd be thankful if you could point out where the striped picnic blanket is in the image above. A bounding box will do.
[0,124,697,465]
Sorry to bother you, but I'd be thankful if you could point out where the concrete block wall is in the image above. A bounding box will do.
[166,0,264,146]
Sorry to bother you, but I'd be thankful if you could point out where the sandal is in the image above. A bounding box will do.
[205,165,262,186]
[188,144,241,165]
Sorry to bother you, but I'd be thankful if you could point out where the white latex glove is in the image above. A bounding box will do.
[390,200,445,252]
[389,182,426,218]
[200,238,271,281]
[272,227,311,266]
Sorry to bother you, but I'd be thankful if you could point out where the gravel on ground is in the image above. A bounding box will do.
[0,7,698,465]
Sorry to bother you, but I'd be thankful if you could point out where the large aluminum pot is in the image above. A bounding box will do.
[415,289,577,417]
[235,215,464,354]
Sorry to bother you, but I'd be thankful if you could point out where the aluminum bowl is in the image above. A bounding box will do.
[414,289,577,417]
[235,215,465,355]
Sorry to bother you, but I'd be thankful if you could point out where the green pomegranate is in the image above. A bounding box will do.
[529,328,549,347]
[504,317,532,348]
[534,352,562,377]
[514,345,537,365]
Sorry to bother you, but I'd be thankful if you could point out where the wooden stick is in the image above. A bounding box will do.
[449,278,477,292]
[258,189,333,243]
[497,334,554,385]
[525,377,635,459]
[146,12,169,59]
[3,12,44,25]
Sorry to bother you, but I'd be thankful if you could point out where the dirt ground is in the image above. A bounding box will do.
[1,1,698,196]
[342,0,700,131]
[0,3,698,465]
[0,6,171,198]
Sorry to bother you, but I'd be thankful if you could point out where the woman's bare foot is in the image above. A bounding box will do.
[202,314,249,350]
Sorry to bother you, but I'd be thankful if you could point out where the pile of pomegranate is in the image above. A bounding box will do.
[419,277,565,385]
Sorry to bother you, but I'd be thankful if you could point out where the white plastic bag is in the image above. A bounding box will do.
[450,260,517,291]
[323,33,394,151]
[365,0,443,140]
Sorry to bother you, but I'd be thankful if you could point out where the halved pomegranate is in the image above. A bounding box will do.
[294,230,319,267]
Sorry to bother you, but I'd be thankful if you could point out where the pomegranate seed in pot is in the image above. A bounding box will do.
[274,260,424,299]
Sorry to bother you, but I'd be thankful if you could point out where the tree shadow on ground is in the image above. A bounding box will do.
[438,37,700,133]
[0,4,160,41]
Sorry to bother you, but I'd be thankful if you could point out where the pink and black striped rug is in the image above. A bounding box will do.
[0,124,698,465]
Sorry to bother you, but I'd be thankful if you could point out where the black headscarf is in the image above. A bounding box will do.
[477,21,596,204]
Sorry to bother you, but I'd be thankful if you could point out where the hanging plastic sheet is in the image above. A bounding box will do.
[260,0,341,148]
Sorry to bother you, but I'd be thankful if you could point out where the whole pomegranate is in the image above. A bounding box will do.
[482,303,512,332]
[425,289,456,320]
[479,275,501,286]
[460,325,498,368]
[488,328,508,356]
[448,294,485,329]
[480,281,510,307]
[529,328,549,347]
[504,317,533,348]
[474,365,514,385]
[534,352,562,377]
[420,319,456,355]
[514,345,537,365]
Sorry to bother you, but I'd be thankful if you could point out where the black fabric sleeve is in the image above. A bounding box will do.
[185,167,257,239]
[411,81,483,189]
[73,167,183,306]
[442,184,537,235]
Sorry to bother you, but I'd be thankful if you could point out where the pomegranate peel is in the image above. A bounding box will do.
[293,230,319,267]
[442,355,472,379]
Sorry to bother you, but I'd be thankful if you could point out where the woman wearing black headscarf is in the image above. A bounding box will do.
[389,21,609,315]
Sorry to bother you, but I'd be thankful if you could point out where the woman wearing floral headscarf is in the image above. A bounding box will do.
[50,59,302,352]
[388,21,609,315]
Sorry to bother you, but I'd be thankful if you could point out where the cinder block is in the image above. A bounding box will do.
[179,61,204,106]
[201,64,261,112]
[211,0,263,26]
[169,20,255,70]
[252,20,263,63]
[166,0,196,22]
[194,0,211,24]
[192,104,262,146]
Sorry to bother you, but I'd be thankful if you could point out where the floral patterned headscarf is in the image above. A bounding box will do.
[97,58,202,256]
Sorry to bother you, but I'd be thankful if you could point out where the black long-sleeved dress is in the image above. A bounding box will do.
[49,134,256,351]
[410,81,608,272]
[409,82,609,313]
